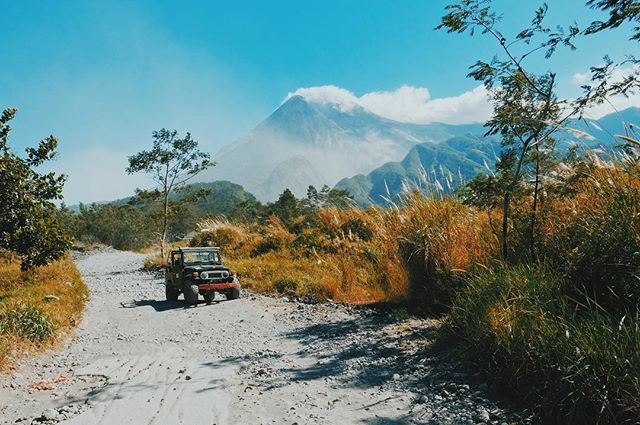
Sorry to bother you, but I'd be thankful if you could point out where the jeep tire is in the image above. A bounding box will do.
[185,284,199,305]
[165,285,179,302]
[227,285,240,300]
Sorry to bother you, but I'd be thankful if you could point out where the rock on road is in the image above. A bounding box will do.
[0,249,526,424]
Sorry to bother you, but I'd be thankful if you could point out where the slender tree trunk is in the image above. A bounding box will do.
[160,162,171,259]
[530,144,541,260]
[501,142,529,261]
[161,189,168,259]
[501,74,555,262]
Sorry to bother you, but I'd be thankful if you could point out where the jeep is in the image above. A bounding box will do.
[165,247,241,305]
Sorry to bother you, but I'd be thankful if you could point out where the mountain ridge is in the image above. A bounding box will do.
[201,95,486,201]
[335,107,640,206]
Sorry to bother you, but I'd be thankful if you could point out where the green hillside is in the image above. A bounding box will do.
[336,136,500,206]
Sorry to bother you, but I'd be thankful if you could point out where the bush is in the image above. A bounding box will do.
[293,227,334,255]
[250,216,296,257]
[340,217,374,241]
[143,255,165,272]
[448,266,640,424]
[391,193,496,312]
[0,255,87,367]
[0,304,54,342]
[273,277,298,295]
[192,218,245,247]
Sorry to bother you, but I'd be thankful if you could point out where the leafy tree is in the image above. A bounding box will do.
[126,129,212,257]
[0,108,70,270]
[269,189,302,229]
[586,0,640,40]
[71,203,155,250]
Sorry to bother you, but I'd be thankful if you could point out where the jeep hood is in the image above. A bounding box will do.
[184,265,229,273]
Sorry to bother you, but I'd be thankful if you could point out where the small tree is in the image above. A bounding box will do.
[305,185,354,210]
[438,1,579,261]
[0,107,70,270]
[126,129,212,257]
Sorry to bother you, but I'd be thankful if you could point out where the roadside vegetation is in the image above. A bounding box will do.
[0,255,88,369]
[185,191,493,307]
[0,107,88,368]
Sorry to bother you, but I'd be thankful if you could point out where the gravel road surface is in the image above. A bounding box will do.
[0,249,526,424]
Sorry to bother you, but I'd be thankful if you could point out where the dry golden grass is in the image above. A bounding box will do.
[0,255,88,370]
[188,192,494,307]
[228,250,405,304]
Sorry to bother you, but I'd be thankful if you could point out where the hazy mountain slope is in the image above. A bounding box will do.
[335,108,640,207]
[202,91,639,205]
[201,95,485,201]
[336,136,500,206]
[567,107,640,149]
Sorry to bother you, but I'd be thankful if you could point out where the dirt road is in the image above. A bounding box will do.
[0,249,525,424]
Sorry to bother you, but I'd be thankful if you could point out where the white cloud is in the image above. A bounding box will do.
[572,65,640,119]
[572,72,589,85]
[287,86,359,113]
[287,84,492,125]
[584,93,640,119]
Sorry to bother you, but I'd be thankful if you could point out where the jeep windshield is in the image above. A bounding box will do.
[183,251,221,265]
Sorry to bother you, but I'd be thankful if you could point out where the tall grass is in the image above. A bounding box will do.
[447,158,640,424]
[187,193,491,306]
[0,255,88,368]
[385,193,497,312]
[540,160,640,315]
[448,266,640,424]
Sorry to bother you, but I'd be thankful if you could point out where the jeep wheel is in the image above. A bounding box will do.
[185,284,199,305]
[227,285,240,300]
[165,285,179,301]
[203,293,214,304]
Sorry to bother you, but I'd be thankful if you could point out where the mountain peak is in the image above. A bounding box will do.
[280,94,309,108]
[285,86,360,113]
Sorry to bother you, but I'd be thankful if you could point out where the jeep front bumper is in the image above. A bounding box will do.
[197,283,239,291]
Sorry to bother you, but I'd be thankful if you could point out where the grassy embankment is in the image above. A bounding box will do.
[0,255,88,369]
[144,158,640,424]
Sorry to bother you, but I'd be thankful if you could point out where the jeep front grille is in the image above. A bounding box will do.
[200,271,230,281]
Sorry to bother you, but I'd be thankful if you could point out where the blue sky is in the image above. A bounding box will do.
[1,0,638,203]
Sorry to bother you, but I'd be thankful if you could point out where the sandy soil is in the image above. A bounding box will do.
[0,249,527,424]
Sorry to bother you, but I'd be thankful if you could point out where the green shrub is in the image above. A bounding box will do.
[340,217,373,241]
[273,277,298,295]
[251,238,281,257]
[448,266,640,424]
[190,227,243,249]
[293,227,334,255]
[0,304,54,342]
